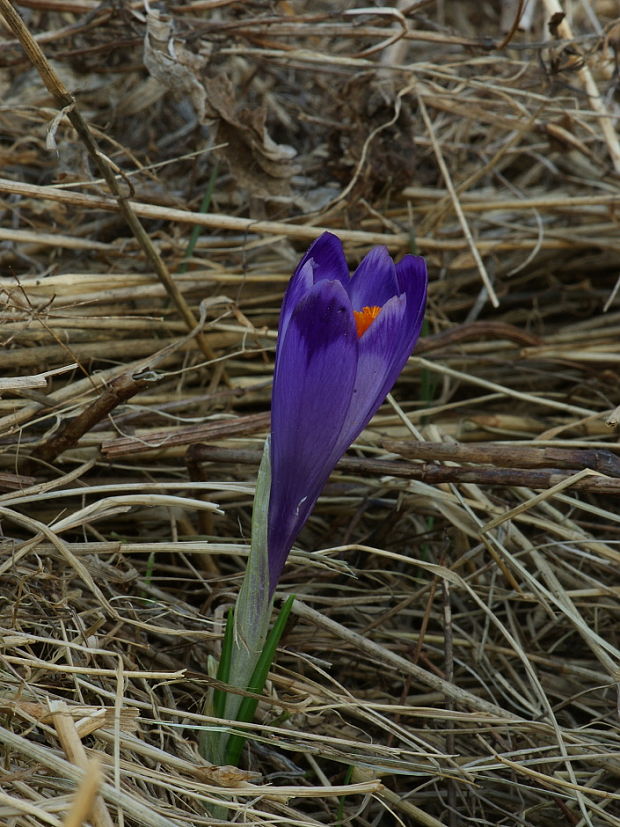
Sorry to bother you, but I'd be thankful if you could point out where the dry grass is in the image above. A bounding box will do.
[1,1,620,825]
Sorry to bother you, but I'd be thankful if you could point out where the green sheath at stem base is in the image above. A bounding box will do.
[204,437,274,765]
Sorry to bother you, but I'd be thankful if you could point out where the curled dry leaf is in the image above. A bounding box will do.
[143,9,211,123]
[143,9,297,198]
[204,74,299,197]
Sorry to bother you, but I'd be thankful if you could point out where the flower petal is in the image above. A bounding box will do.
[296,232,349,285]
[278,259,314,345]
[347,246,399,310]
[396,255,428,334]
[279,234,350,344]
[269,279,358,590]
[339,294,410,444]
[338,258,427,447]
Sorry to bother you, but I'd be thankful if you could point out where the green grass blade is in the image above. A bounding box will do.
[212,607,234,720]
[335,765,354,826]
[178,162,219,274]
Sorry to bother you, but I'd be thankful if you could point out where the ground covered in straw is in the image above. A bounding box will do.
[1,1,620,825]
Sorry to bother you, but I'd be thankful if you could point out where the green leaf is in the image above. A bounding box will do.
[223,437,273,726]
[224,594,295,766]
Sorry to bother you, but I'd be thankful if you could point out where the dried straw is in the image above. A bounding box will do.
[1,1,619,825]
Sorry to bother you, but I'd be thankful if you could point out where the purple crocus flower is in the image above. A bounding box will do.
[268,232,428,594]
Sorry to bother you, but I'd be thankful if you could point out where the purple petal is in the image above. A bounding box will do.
[295,232,349,286]
[278,259,314,345]
[267,244,427,593]
[340,259,427,447]
[396,255,428,334]
[395,254,427,291]
[340,295,410,443]
[269,279,358,591]
[347,246,399,310]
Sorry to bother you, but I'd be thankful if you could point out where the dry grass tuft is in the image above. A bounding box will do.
[1,1,620,825]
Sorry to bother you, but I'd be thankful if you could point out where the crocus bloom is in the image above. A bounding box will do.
[268,232,427,594]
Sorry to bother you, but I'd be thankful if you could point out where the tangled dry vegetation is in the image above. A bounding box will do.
[1,0,620,825]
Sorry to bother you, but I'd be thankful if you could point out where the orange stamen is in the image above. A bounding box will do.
[353,305,382,338]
